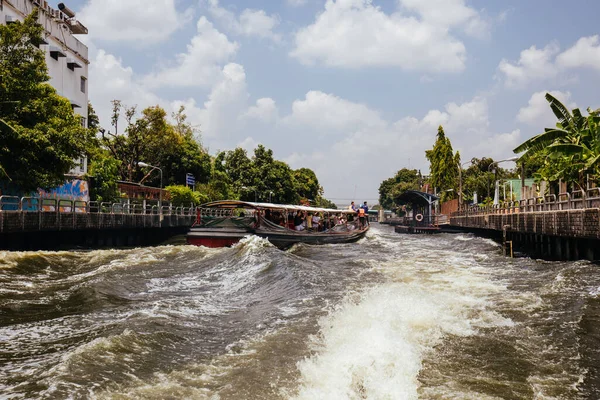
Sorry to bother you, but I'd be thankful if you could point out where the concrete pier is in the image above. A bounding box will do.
[451,209,600,261]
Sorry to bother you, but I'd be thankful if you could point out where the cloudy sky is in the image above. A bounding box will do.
[64,0,600,203]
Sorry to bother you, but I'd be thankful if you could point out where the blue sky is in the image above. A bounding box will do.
[60,0,600,203]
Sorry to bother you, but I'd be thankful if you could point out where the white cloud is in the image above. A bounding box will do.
[282,91,386,132]
[171,63,249,150]
[243,98,278,123]
[497,43,560,88]
[142,17,239,89]
[237,137,260,153]
[556,35,600,71]
[468,129,521,162]
[498,35,600,87]
[290,0,468,72]
[397,0,489,38]
[517,90,576,127]
[207,0,281,41]
[280,95,517,200]
[87,46,163,132]
[78,0,191,43]
[287,0,308,6]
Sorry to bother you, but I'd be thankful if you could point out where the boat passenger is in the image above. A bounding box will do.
[294,211,305,231]
[306,213,313,230]
[312,213,321,231]
[361,201,369,226]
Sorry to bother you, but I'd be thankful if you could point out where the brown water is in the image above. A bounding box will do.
[1,225,599,399]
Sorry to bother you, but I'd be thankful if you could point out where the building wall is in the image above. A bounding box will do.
[440,199,459,215]
[1,0,89,175]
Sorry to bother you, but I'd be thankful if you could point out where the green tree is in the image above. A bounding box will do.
[461,157,510,203]
[294,167,323,202]
[87,101,100,133]
[425,126,459,202]
[223,147,253,188]
[514,93,600,189]
[87,154,121,202]
[196,152,235,202]
[162,107,211,186]
[313,197,337,209]
[378,168,421,212]
[101,104,212,187]
[0,11,92,192]
[165,185,201,206]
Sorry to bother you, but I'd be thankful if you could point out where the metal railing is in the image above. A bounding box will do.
[453,188,600,216]
[0,197,199,216]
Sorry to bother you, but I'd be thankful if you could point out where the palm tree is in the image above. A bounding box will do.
[513,93,600,189]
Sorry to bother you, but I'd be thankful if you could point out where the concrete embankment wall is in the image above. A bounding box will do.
[0,213,195,251]
[450,209,600,261]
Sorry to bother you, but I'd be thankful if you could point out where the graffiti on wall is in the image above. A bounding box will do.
[0,180,90,212]
[38,179,89,212]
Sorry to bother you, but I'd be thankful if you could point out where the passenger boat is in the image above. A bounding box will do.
[186,200,369,249]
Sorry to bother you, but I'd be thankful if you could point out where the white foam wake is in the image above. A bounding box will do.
[291,255,512,399]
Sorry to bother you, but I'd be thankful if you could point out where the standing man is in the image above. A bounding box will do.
[347,201,357,223]
[360,201,369,227]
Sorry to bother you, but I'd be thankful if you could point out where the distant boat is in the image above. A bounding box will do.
[186,200,369,249]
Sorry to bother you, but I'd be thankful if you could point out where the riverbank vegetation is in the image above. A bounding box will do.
[0,11,334,208]
[0,12,92,192]
[379,94,597,213]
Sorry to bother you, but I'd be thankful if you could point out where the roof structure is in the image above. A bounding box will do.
[395,190,439,206]
[201,200,354,214]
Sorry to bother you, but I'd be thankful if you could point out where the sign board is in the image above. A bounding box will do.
[186,174,195,186]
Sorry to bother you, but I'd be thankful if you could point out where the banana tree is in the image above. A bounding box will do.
[513,93,600,189]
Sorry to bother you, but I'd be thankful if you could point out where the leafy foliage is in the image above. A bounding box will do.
[425,126,459,202]
[165,185,201,207]
[87,154,121,203]
[208,144,329,205]
[378,168,422,213]
[0,11,92,192]
[513,93,600,189]
[461,157,511,203]
[101,104,211,187]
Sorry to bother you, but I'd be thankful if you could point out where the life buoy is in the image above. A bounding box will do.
[415,213,424,222]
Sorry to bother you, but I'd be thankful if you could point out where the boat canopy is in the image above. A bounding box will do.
[200,200,356,214]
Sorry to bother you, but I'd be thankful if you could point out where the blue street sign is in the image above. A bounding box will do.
[186,174,195,186]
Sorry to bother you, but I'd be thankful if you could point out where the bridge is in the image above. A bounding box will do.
[450,188,600,260]
[0,196,196,250]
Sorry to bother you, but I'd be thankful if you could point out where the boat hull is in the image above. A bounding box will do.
[186,227,368,249]
[256,228,368,249]
[186,228,251,248]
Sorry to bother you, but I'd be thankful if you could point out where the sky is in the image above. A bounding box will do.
[60,0,600,204]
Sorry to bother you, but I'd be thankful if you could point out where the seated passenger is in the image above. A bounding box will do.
[294,211,305,231]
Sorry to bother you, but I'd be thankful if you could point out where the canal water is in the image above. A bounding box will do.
[1,225,599,399]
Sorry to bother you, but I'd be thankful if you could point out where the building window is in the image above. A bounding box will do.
[80,116,87,128]
[80,76,86,93]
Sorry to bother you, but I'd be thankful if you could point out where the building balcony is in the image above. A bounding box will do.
[66,58,82,70]
[49,46,67,60]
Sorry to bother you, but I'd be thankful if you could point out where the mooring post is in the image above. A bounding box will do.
[502,224,511,257]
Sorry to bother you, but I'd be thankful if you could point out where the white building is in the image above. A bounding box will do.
[1,0,89,175]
